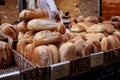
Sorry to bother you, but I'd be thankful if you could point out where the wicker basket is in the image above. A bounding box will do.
[13,50,37,80]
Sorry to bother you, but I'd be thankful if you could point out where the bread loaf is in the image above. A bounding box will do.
[77,22,95,31]
[23,31,35,43]
[59,42,76,62]
[19,8,49,20]
[18,32,24,40]
[16,39,27,56]
[87,24,105,33]
[107,35,120,49]
[114,30,120,41]
[24,43,35,61]
[86,39,101,53]
[84,16,99,24]
[48,44,59,64]
[101,37,111,51]
[0,41,13,68]
[56,23,66,34]
[77,16,86,22]
[33,30,62,46]
[70,23,85,32]
[86,33,105,41]
[0,23,18,40]
[16,21,28,33]
[27,19,57,31]
[32,45,50,67]
[74,39,91,57]
[102,23,115,34]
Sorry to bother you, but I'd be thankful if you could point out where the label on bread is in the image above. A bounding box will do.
[90,52,104,67]
[50,61,70,80]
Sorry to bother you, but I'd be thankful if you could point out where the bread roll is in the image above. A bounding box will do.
[19,8,49,20]
[87,24,105,33]
[24,43,35,61]
[59,42,76,62]
[32,45,50,67]
[84,16,99,24]
[48,44,59,64]
[33,30,62,46]
[23,31,35,43]
[16,39,27,56]
[70,23,85,32]
[16,21,28,33]
[0,23,18,40]
[27,19,57,31]
[74,39,91,57]
[0,41,13,68]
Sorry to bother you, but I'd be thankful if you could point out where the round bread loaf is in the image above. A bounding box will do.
[59,42,76,62]
[0,41,13,68]
[32,45,50,67]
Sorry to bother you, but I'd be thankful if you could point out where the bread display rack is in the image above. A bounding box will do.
[1,35,120,80]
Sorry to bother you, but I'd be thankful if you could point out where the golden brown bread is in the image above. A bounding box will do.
[16,21,28,33]
[111,16,120,21]
[24,43,35,61]
[56,23,66,34]
[70,23,85,32]
[33,30,63,46]
[77,22,95,31]
[27,19,57,31]
[19,8,49,20]
[23,31,35,43]
[48,44,59,64]
[101,37,111,51]
[69,16,78,23]
[0,41,13,68]
[74,39,91,57]
[107,35,120,49]
[59,42,76,62]
[86,39,101,53]
[32,45,50,67]
[16,39,27,56]
[0,23,18,40]
[87,24,105,33]
[86,33,105,41]
[84,16,99,24]
[76,15,86,22]
[102,23,115,34]
[113,30,120,41]
[18,32,24,40]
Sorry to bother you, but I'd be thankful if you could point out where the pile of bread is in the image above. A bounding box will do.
[1,8,120,68]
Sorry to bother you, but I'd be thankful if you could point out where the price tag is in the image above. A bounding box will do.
[90,52,104,67]
[50,61,70,80]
